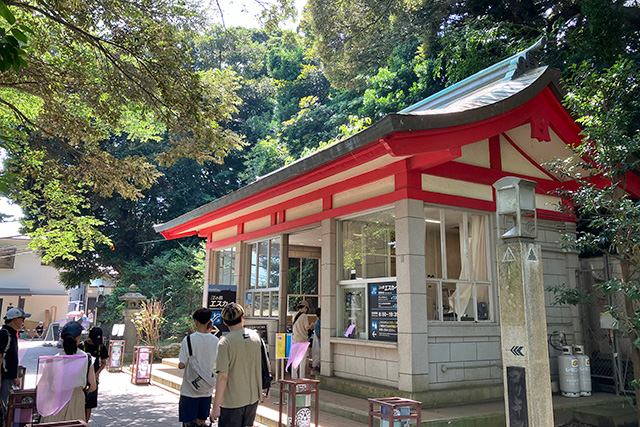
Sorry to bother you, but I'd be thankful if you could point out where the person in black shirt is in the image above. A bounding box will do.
[0,308,30,415]
[35,321,44,339]
[78,327,109,421]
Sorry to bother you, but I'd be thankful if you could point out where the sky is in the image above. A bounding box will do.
[207,0,307,29]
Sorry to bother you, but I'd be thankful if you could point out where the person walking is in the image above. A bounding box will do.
[0,308,30,418]
[78,327,109,421]
[210,303,268,427]
[40,321,96,422]
[291,300,313,379]
[178,308,219,427]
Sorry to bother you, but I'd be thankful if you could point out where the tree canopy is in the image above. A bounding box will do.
[0,0,243,260]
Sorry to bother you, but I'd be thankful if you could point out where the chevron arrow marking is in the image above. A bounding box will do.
[510,346,524,356]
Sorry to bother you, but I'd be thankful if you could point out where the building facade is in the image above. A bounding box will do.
[155,41,638,401]
[0,235,68,331]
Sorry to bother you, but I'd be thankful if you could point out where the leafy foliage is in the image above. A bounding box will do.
[0,0,243,259]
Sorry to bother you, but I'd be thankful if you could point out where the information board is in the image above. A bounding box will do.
[207,284,236,336]
[368,282,398,342]
[275,333,292,359]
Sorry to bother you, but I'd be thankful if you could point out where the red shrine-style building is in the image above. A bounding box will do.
[155,39,634,402]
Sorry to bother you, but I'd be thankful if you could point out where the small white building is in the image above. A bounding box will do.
[0,227,68,331]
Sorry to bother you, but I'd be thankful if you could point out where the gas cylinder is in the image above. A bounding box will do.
[558,346,580,397]
[573,345,592,396]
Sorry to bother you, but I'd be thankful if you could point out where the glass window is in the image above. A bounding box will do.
[339,285,366,339]
[287,257,319,315]
[0,247,16,269]
[246,238,281,317]
[341,209,396,280]
[217,248,236,285]
[425,207,492,322]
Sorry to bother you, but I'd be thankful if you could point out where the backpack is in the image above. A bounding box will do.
[260,338,272,390]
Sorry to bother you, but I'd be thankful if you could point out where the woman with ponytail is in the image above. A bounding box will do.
[39,321,96,422]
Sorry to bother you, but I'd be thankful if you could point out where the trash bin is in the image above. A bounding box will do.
[368,397,422,427]
[278,378,319,427]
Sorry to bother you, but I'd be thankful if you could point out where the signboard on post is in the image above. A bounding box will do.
[131,346,154,385]
[368,282,398,342]
[108,340,125,372]
[207,284,236,336]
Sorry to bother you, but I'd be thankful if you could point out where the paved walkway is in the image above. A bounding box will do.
[88,370,181,427]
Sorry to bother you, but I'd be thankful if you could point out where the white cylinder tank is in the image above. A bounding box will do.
[574,345,592,396]
[558,346,580,397]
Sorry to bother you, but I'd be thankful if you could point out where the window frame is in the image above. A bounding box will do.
[245,238,281,318]
[424,206,494,323]
[0,246,16,269]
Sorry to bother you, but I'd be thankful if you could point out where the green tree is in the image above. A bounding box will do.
[556,57,640,421]
[0,0,243,259]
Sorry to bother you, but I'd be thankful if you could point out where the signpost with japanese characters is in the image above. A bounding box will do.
[207,284,236,336]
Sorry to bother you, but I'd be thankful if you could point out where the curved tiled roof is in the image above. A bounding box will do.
[154,38,564,236]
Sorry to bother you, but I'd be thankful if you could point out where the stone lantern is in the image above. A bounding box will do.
[493,176,537,239]
[119,284,147,360]
[493,177,553,427]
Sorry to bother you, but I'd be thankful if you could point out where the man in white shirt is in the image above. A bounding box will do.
[178,308,219,427]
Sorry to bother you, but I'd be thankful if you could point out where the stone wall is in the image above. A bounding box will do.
[427,326,502,389]
[332,340,399,387]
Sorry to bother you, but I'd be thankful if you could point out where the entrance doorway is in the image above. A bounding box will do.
[287,228,322,325]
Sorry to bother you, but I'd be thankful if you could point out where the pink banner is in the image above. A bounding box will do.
[36,355,86,417]
[285,342,310,372]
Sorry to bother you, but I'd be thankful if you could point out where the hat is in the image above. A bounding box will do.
[60,321,83,339]
[89,327,103,343]
[221,302,244,323]
[39,321,44,324]
[5,308,31,320]
[297,300,310,309]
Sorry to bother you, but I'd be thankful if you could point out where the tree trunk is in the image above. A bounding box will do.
[621,260,640,426]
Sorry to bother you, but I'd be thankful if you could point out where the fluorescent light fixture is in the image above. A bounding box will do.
[425,219,441,224]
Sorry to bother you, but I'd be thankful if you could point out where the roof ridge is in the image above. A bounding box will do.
[399,37,546,114]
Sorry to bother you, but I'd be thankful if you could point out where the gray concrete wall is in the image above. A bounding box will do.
[332,340,399,387]
[426,325,503,390]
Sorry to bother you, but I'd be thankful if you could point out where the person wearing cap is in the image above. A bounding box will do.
[78,327,109,421]
[40,321,96,422]
[35,321,44,339]
[178,308,219,427]
[291,300,313,379]
[210,303,268,427]
[0,308,30,413]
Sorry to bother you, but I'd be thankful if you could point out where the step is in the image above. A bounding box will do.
[573,401,637,427]
[145,362,630,427]
[162,357,180,368]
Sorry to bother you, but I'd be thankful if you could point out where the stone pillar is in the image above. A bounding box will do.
[203,248,216,307]
[279,234,289,333]
[497,240,554,426]
[394,199,429,392]
[234,241,246,304]
[119,285,147,360]
[320,218,337,376]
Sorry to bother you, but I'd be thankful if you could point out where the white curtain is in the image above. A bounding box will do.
[452,215,487,318]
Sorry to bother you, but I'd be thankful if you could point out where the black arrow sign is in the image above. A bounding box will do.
[510,346,524,356]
